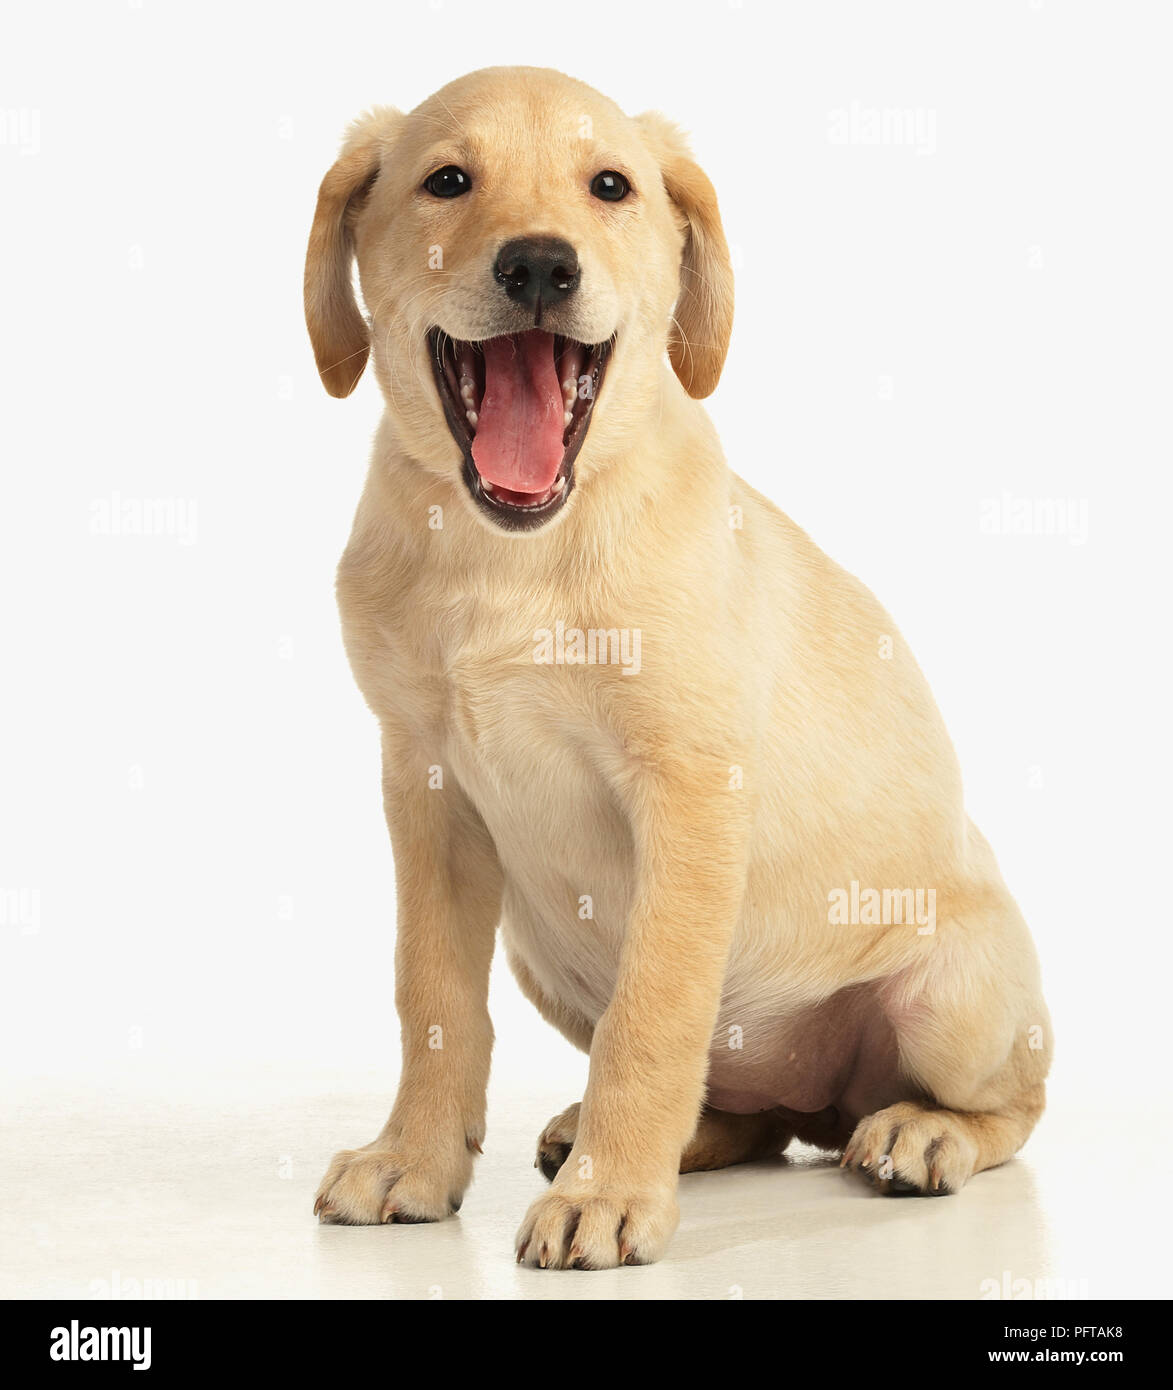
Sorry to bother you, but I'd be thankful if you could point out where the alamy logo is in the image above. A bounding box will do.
[828,101,937,155]
[1,108,40,156]
[49,1320,151,1371]
[89,492,199,546]
[88,1269,198,1299]
[979,493,1088,545]
[980,1270,1089,1300]
[828,880,936,934]
[533,620,642,676]
[0,887,40,934]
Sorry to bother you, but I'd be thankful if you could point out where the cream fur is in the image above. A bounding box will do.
[305,67,1051,1269]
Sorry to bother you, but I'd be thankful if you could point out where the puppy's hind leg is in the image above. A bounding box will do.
[842,1088,1045,1195]
[843,896,1052,1196]
[682,1106,794,1173]
[536,1103,792,1180]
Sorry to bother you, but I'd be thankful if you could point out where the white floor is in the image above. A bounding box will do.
[3,1069,1167,1301]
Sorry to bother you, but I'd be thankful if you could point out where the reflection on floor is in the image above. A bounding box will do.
[3,1076,1165,1300]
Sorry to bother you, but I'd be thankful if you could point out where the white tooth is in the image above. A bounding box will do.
[562,379,575,394]
[552,475,566,493]
[483,481,496,496]
[563,410,573,427]
[461,383,474,403]
[558,344,586,391]
[466,410,478,426]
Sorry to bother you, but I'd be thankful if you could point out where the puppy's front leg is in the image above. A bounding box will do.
[315,727,501,1225]
[516,766,747,1268]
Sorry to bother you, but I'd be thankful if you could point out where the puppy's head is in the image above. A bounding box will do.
[305,67,733,532]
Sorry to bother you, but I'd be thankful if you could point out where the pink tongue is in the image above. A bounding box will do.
[471,331,564,495]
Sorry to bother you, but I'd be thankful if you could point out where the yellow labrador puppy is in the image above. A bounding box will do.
[306,66,1051,1269]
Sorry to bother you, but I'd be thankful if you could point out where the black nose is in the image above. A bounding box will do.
[495,237,580,317]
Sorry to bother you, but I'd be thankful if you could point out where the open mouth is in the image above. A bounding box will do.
[428,328,613,530]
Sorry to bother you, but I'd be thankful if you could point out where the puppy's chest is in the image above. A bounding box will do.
[440,637,623,867]
[430,606,635,996]
[426,601,573,763]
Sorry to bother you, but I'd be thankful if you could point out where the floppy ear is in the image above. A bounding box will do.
[636,112,734,399]
[304,108,402,398]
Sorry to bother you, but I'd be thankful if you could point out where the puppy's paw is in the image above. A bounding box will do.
[535,1101,580,1182]
[842,1102,977,1196]
[313,1145,471,1226]
[514,1179,679,1269]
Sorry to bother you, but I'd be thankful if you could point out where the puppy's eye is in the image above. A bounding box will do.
[424,165,471,198]
[590,170,629,202]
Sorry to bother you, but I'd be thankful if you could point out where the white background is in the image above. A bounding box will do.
[2,0,1171,1298]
